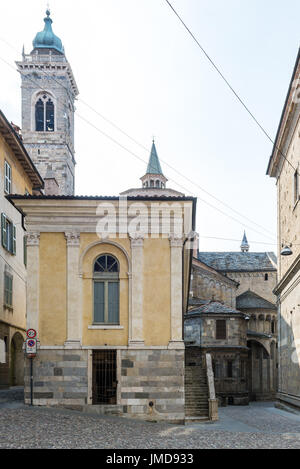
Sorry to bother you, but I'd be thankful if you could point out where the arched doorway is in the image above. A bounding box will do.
[10,333,24,386]
[247,339,273,401]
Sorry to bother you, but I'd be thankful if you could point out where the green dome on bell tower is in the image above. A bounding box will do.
[32,9,64,54]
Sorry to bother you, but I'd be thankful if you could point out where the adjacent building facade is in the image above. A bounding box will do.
[0,110,43,388]
[185,235,278,404]
[267,47,300,410]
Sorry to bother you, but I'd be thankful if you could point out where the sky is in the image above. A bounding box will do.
[0,0,299,253]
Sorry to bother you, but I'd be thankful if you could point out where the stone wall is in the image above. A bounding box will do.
[24,348,185,423]
[120,349,185,423]
[24,350,88,409]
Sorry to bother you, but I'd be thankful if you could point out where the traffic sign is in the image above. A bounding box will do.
[26,329,37,339]
[26,338,37,355]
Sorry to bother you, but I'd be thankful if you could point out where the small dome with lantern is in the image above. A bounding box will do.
[32,9,64,55]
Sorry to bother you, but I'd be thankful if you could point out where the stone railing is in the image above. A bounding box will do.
[205,353,218,421]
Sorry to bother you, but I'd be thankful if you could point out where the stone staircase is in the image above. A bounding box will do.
[185,366,209,420]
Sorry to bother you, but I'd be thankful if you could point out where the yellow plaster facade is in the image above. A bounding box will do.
[0,111,43,387]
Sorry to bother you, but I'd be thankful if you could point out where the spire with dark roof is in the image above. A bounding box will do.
[147,140,163,175]
[241,231,250,252]
[140,140,168,189]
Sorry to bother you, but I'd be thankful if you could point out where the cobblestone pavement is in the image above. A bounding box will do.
[1,399,300,449]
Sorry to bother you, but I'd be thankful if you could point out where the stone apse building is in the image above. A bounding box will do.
[267,47,300,411]
[0,111,43,388]
[185,234,278,405]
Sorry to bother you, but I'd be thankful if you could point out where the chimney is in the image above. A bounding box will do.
[44,165,59,196]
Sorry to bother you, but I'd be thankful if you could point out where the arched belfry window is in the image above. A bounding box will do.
[93,255,120,324]
[35,94,55,132]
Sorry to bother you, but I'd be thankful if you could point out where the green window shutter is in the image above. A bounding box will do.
[108,282,119,324]
[1,214,7,250]
[12,225,16,255]
[4,274,8,305]
[8,276,13,307]
[4,274,13,307]
[94,282,105,323]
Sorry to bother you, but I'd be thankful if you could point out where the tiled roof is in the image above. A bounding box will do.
[198,252,277,272]
[236,290,276,310]
[187,301,247,317]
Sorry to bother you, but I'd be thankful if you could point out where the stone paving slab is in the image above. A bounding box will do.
[1,402,300,448]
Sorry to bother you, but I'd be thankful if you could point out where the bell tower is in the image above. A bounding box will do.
[16,9,79,195]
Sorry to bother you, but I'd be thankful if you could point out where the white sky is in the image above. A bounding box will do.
[0,0,299,252]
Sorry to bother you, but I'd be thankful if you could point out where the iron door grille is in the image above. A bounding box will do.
[92,350,117,405]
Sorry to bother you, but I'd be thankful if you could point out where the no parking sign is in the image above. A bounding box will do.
[26,338,37,356]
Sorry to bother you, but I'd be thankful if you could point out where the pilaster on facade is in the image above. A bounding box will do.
[169,235,184,348]
[25,232,40,334]
[65,231,82,348]
[129,234,145,348]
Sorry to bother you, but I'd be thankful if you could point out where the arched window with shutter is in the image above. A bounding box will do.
[93,255,120,324]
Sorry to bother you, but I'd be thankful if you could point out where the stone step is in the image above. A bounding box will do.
[0,387,24,403]
[185,416,210,423]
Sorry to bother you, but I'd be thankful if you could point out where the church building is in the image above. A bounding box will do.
[8,10,197,423]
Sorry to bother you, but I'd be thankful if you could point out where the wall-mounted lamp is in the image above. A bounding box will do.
[281,244,293,256]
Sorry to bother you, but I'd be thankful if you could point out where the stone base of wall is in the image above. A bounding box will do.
[217,393,249,406]
[24,348,185,424]
[24,349,88,407]
[120,349,185,424]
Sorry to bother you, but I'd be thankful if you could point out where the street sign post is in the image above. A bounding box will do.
[25,333,37,406]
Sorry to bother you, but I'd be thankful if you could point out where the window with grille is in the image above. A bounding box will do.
[92,350,117,405]
[93,255,120,324]
[4,161,11,194]
[1,214,16,255]
[4,272,13,308]
[216,319,227,340]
